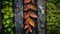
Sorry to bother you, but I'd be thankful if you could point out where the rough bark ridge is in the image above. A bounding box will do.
[23,0,38,34]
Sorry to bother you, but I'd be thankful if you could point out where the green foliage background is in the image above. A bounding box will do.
[46,0,60,34]
[1,0,14,34]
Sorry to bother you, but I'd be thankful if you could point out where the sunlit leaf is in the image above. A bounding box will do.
[28,18,35,27]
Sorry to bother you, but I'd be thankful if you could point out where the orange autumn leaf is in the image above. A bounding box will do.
[24,4,37,11]
[28,18,35,27]
[25,17,35,27]
[24,0,31,3]
[29,11,38,18]
[24,12,29,19]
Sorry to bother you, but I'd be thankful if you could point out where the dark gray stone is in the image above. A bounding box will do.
[37,0,45,34]
[14,0,23,34]
[0,0,4,34]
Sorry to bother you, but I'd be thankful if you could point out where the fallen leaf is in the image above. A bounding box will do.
[25,17,30,22]
[25,17,35,27]
[24,4,37,11]
[24,12,29,19]
[28,27,32,32]
[24,24,29,29]
[26,30,29,34]
[28,18,35,27]
[29,11,38,18]
[31,0,35,4]
[24,0,31,3]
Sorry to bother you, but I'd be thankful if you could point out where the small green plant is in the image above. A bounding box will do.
[1,0,14,34]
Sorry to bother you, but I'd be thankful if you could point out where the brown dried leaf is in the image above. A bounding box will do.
[26,30,29,34]
[26,27,32,34]
[24,12,29,19]
[24,21,28,24]
[25,17,35,27]
[29,11,38,18]
[24,0,31,3]
[24,24,29,29]
[25,17,30,22]
[24,4,37,11]
[28,27,32,32]
[31,0,35,4]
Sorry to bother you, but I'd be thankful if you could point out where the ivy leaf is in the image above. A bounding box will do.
[4,24,9,27]
[26,27,32,34]
[24,0,35,4]
[8,28,12,32]
[10,31,14,34]
[9,2,13,6]
[4,15,9,19]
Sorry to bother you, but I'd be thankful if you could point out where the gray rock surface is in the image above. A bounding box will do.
[37,0,45,34]
[14,0,23,34]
